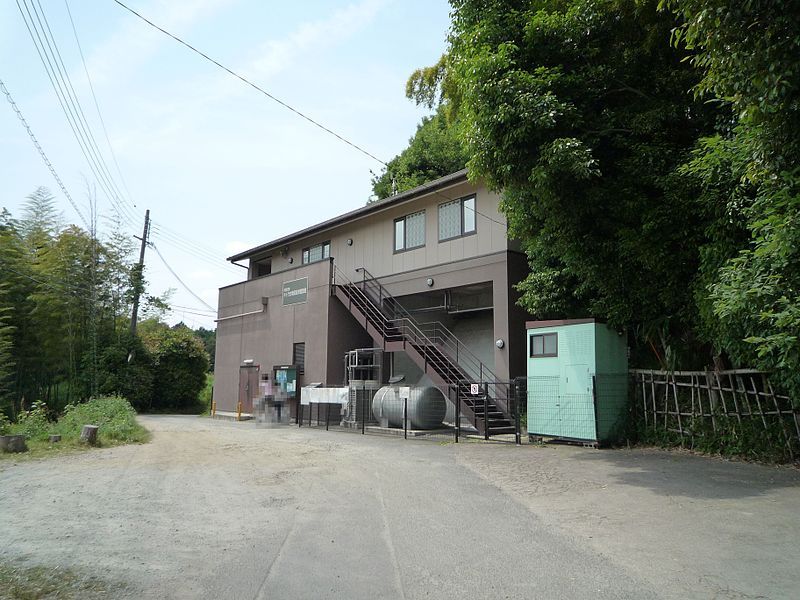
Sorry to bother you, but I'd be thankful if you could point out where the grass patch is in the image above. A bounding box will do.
[0,561,127,599]
[1,396,149,462]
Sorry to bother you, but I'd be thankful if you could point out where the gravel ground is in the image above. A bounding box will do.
[1,415,798,599]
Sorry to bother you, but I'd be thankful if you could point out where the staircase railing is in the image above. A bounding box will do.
[350,267,510,407]
[334,266,461,379]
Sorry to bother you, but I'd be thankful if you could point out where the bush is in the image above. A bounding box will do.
[0,412,10,435]
[10,400,50,441]
[54,396,149,444]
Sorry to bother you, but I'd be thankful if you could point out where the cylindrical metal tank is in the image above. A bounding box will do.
[372,386,447,429]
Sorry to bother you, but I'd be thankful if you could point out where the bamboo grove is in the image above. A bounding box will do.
[0,188,209,418]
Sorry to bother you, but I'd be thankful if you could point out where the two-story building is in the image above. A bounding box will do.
[213,169,531,429]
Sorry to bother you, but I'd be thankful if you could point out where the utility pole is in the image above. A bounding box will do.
[130,209,150,336]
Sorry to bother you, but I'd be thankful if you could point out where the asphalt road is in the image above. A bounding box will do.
[1,415,798,599]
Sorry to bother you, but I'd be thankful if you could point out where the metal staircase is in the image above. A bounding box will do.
[332,266,516,437]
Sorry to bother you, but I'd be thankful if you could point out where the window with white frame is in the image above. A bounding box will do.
[301,241,330,265]
[438,195,476,241]
[393,211,425,252]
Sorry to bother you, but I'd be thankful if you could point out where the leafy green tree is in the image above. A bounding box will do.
[194,326,216,372]
[371,104,468,200]
[97,332,154,411]
[665,0,800,394]
[442,0,717,365]
[141,321,209,410]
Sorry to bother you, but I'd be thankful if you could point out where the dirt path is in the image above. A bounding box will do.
[1,416,798,599]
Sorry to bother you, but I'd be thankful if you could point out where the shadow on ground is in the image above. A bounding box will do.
[570,446,800,500]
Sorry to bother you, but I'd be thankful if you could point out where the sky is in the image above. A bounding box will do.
[0,0,452,329]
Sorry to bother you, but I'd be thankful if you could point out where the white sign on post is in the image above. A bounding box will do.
[470,383,480,396]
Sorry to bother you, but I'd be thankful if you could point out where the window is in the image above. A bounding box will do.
[293,342,305,375]
[393,211,425,252]
[302,241,330,265]
[438,195,476,241]
[530,333,558,357]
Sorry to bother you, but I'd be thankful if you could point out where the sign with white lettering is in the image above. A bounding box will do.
[282,277,308,306]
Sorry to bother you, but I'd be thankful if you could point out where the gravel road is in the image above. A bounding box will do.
[1,415,798,599]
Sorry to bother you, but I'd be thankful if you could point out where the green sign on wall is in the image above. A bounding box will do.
[282,277,308,306]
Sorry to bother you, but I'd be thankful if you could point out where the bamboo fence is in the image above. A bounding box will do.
[631,369,800,459]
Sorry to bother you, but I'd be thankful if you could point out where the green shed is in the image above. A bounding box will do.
[526,319,628,444]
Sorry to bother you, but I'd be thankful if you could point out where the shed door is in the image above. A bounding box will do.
[559,363,595,440]
[238,365,260,413]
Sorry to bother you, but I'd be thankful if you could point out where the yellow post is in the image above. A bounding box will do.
[211,400,216,417]
[237,401,242,421]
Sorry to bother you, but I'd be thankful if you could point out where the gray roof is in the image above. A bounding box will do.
[227,169,469,262]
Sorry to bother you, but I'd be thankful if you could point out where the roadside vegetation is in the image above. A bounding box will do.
[0,396,149,462]
[369,1,799,460]
[199,373,214,415]
[0,561,127,599]
[375,0,799,399]
[0,193,216,447]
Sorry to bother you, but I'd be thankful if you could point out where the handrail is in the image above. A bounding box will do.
[354,267,503,390]
[340,265,511,416]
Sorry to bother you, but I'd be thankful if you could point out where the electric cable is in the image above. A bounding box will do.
[112,0,389,167]
[150,243,216,311]
[63,0,137,210]
[16,0,138,230]
[30,0,136,221]
[0,77,90,230]
[148,230,241,275]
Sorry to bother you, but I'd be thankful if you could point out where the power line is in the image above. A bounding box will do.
[112,0,388,167]
[30,0,135,221]
[16,0,138,230]
[148,229,241,276]
[0,77,89,230]
[22,1,244,271]
[171,303,216,315]
[151,242,216,312]
[63,0,137,211]
[149,223,237,265]
[110,0,506,232]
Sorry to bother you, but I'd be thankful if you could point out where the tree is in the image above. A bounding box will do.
[194,327,216,372]
[371,104,468,200]
[665,0,800,394]
[442,0,718,366]
[141,321,209,410]
[97,331,154,411]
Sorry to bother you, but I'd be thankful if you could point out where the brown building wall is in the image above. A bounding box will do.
[213,259,333,412]
[215,178,533,411]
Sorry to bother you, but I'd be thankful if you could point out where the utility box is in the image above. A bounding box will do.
[526,319,628,444]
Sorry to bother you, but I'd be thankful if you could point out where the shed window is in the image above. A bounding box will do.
[302,241,330,265]
[394,211,425,252]
[530,333,558,357]
[438,195,476,241]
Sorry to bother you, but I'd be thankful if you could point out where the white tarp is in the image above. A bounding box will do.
[300,386,349,406]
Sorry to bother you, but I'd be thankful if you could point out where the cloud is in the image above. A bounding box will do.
[85,0,235,86]
[248,0,386,80]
